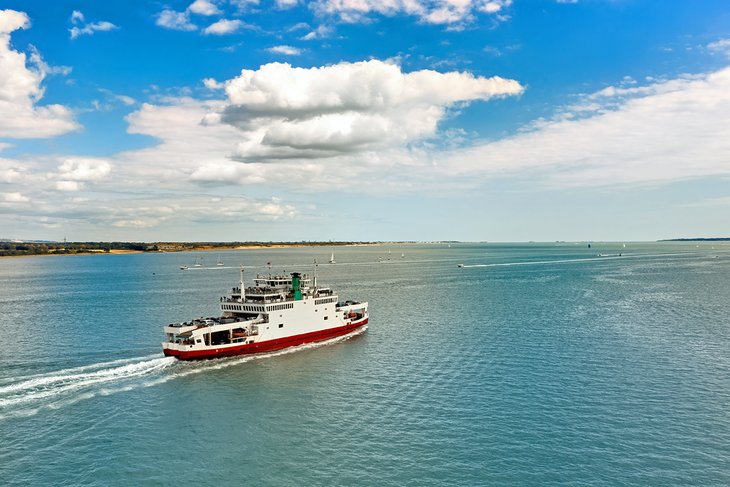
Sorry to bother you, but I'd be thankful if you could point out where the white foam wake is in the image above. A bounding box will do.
[0,326,367,420]
[0,356,175,419]
[459,251,695,268]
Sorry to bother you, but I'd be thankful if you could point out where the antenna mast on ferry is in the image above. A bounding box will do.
[239,266,245,303]
[313,259,318,289]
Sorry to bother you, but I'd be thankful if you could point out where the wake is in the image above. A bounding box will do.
[0,356,175,418]
[0,326,366,421]
[458,251,697,268]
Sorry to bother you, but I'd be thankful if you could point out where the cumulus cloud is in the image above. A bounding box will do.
[203,19,243,35]
[212,60,522,161]
[312,0,512,25]
[57,158,112,181]
[156,9,197,31]
[0,10,79,138]
[266,45,303,55]
[50,158,112,192]
[69,11,118,39]
[435,67,730,188]
[188,0,222,16]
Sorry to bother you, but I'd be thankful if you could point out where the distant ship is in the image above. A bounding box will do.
[162,269,368,360]
[329,252,336,264]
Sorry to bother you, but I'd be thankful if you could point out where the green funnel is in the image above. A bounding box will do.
[291,272,302,300]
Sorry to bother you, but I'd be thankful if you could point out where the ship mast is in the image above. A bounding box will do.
[239,266,245,303]
[312,259,317,289]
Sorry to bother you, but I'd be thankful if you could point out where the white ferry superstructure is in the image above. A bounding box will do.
[162,269,368,360]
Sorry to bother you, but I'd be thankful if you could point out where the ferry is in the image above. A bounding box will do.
[162,268,368,360]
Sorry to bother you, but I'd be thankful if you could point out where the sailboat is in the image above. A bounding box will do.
[181,256,200,270]
[329,252,336,264]
[216,254,224,266]
[401,252,405,258]
[193,257,202,267]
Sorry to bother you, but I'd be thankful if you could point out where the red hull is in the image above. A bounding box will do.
[163,318,368,360]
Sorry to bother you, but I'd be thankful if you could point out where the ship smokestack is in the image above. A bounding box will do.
[291,272,302,300]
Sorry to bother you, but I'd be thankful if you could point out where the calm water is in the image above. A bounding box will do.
[1,243,728,486]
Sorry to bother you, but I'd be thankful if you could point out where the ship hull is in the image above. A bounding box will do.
[163,318,368,360]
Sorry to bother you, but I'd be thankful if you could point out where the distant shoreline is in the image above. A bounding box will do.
[0,241,387,259]
[659,238,730,242]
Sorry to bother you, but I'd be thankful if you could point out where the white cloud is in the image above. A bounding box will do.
[267,45,303,55]
[217,60,523,161]
[57,158,112,181]
[188,0,222,16]
[121,97,245,183]
[312,0,512,25]
[50,157,111,193]
[116,94,136,106]
[301,24,333,40]
[0,164,22,183]
[203,19,243,35]
[55,180,81,191]
[0,10,79,138]
[276,0,300,8]
[707,38,730,58]
[69,10,118,39]
[2,192,28,202]
[156,9,197,31]
[230,0,261,11]
[435,67,730,188]
[112,218,160,228]
[203,77,225,90]
[98,88,136,106]
[69,21,117,40]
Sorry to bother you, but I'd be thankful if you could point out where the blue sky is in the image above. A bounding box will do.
[1,0,729,242]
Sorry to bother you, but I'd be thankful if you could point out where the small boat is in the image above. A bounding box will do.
[401,253,405,258]
[457,264,464,268]
[216,255,224,266]
[329,252,336,264]
[193,257,202,267]
[180,265,188,270]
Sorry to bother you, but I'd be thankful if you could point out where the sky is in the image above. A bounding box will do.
[0,0,729,242]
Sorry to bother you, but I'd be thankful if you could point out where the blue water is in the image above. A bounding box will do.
[1,243,728,486]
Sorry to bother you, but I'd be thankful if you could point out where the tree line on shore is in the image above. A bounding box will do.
[0,241,373,257]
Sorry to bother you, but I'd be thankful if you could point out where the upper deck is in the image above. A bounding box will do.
[222,271,336,307]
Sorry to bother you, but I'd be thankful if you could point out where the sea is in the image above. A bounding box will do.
[0,242,728,486]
